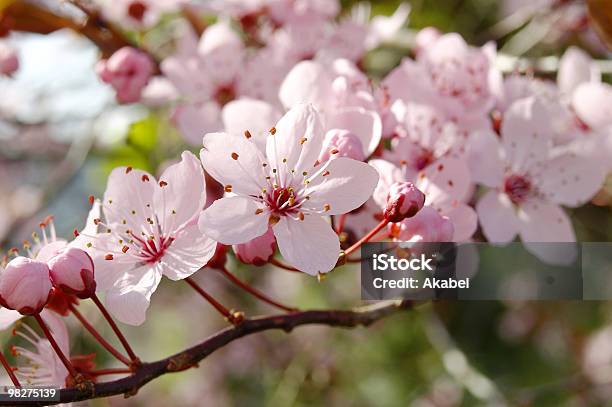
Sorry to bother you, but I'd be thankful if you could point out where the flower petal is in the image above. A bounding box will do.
[0,308,22,330]
[476,190,520,243]
[368,159,404,208]
[466,130,505,188]
[198,196,268,244]
[572,82,612,130]
[417,157,473,203]
[265,103,326,180]
[273,215,340,275]
[160,223,217,281]
[501,97,552,173]
[536,141,607,207]
[175,102,222,145]
[304,157,379,215]
[443,203,478,241]
[103,166,155,228]
[222,98,282,152]
[279,61,334,111]
[201,132,267,196]
[104,265,162,326]
[154,151,206,232]
[518,201,577,265]
[558,46,599,95]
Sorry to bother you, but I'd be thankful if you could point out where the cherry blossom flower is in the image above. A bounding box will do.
[383,31,501,131]
[13,310,70,388]
[199,104,379,275]
[383,102,465,181]
[96,47,154,104]
[0,41,18,76]
[370,157,477,242]
[78,152,216,325]
[48,248,96,299]
[467,97,608,263]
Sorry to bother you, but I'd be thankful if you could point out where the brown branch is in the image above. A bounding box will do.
[15,300,414,406]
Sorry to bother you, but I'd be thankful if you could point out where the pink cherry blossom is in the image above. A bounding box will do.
[383,32,501,131]
[0,41,18,76]
[415,27,442,56]
[78,151,216,325]
[13,309,70,387]
[370,157,477,242]
[233,228,277,266]
[48,247,96,299]
[97,0,183,29]
[383,102,464,181]
[0,256,52,315]
[467,97,608,263]
[199,104,379,275]
[97,46,154,104]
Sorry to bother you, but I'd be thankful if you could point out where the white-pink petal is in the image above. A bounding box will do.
[198,196,268,245]
[160,223,216,281]
[273,215,340,275]
[466,131,505,188]
[104,265,163,326]
[476,190,520,243]
[222,99,282,152]
[201,132,267,196]
[304,157,379,215]
[558,46,599,95]
[572,82,612,130]
[154,151,206,232]
[326,107,382,157]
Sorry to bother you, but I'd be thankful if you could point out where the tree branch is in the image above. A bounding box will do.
[15,300,413,406]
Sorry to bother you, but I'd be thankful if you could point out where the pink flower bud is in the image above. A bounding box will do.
[0,257,52,315]
[48,247,96,299]
[0,42,18,76]
[390,206,454,242]
[319,129,365,162]
[233,228,276,266]
[96,46,154,104]
[384,182,426,223]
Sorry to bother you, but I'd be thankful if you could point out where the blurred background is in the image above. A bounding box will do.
[1,0,612,405]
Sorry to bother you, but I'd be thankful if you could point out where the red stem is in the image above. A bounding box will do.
[68,304,131,367]
[91,294,139,365]
[219,268,297,313]
[0,350,20,388]
[185,277,241,324]
[344,219,389,257]
[335,214,347,234]
[34,314,79,381]
[269,258,299,272]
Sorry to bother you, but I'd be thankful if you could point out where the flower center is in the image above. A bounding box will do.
[214,84,236,107]
[504,174,531,204]
[130,233,174,264]
[265,187,300,215]
[415,149,434,171]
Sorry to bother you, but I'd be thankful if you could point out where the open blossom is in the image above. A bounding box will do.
[467,97,607,263]
[370,157,477,242]
[97,0,182,29]
[13,310,71,388]
[383,102,465,181]
[0,41,18,76]
[0,257,52,315]
[78,152,216,325]
[199,104,379,275]
[384,31,501,131]
[97,47,154,104]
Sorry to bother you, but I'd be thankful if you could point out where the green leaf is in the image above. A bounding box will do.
[127,115,159,152]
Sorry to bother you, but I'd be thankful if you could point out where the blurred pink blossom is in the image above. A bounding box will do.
[0,41,18,76]
[97,46,154,104]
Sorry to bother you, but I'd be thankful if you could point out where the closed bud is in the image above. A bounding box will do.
[319,129,365,162]
[96,46,154,104]
[0,257,52,315]
[233,228,276,266]
[48,247,96,299]
[384,182,426,223]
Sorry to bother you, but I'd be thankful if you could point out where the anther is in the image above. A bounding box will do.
[244,130,252,139]
[159,181,168,187]
[105,254,114,260]
[142,175,150,182]
[231,152,239,160]
[224,185,233,193]
[269,127,276,135]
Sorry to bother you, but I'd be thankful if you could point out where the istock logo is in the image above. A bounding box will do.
[372,253,434,272]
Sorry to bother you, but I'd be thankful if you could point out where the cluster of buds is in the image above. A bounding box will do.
[0,248,95,316]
